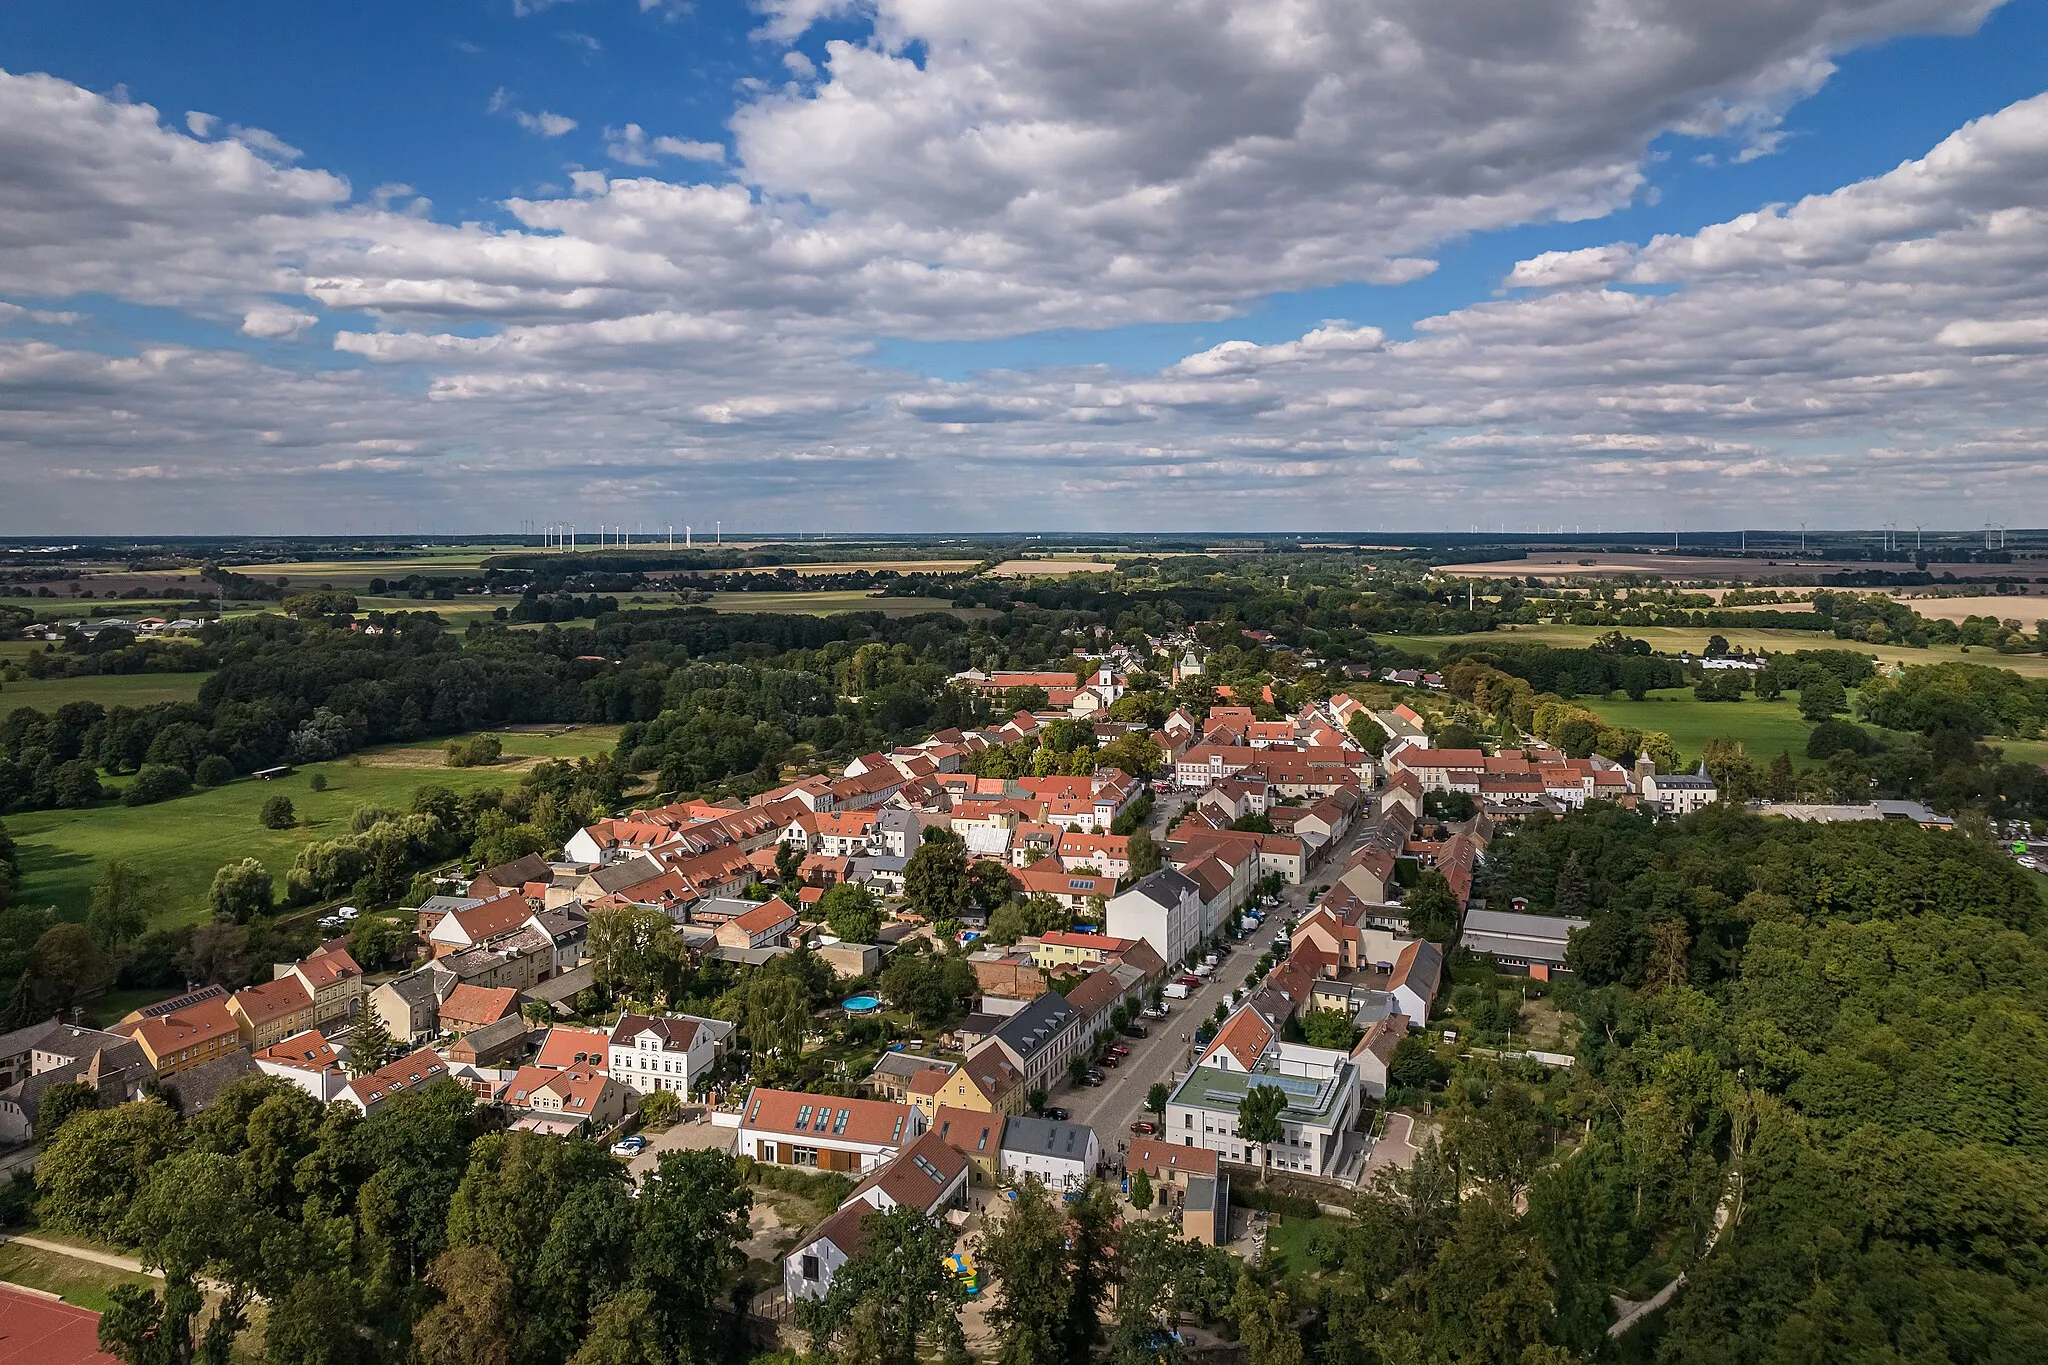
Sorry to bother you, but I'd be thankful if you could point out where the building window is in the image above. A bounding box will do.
[802,1255,820,1281]
[792,1146,819,1167]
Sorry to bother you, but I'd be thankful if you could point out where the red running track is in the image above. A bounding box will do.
[0,1284,118,1365]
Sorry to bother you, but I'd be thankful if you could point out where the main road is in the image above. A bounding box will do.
[1057,786,1380,1163]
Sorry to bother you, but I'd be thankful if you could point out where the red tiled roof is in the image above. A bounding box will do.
[537,1026,611,1070]
[254,1028,340,1071]
[740,1087,919,1146]
[1200,1007,1274,1069]
[1127,1138,1217,1179]
[231,975,313,1026]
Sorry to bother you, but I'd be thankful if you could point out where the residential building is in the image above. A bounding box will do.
[1351,1015,1410,1098]
[735,1087,926,1174]
[999,1116,1101,1190]
[714,897,799,950]
[503,1063,627,1131]
[784,1131,970,1303]
[1182,1173,1229,1245]
[428,891,542,959]
[468,853,551,900]
[1125,1138,1218,1189]
[1106,868,1204,969]
[439,983,519,1035]
[254,1028,351,1102]
[0,1029,155,1142]
[226,976,317,1051]
[1030,930,1136,971]
[1388,940,1443,1026]
[341,1048,454,1116]
[1163,1042,1362,1176]
[1642,769,1719,815]
[607,1013,734,1097]
[535,1026,612,1072]
[932,1104,1007,1178]
[272,943,366,1027]
[444,1016,531,1068]
[926,1042,1027,1117]
[114,990,241,1077]
[986,991,1082,1096]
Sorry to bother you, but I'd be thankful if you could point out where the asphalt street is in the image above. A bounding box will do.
[1058,786,1380,1164]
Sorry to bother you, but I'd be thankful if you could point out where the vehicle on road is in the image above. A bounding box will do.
[337,906,360,922]
[1098,1054,1118,1068]
[1041,1106,1070,1121]
[318,916,343,930]
[1109,1043,1130,1056]
[1129,1120,1158,1136]
[1123,1023,1147,1038]
[610,1135,649,1157]
[1084,1069,1107,1085]
[1176,974,1201,988]
[1163,982,1191,999]
[1193,962,1214,978]
[1144,1004,1168,1018]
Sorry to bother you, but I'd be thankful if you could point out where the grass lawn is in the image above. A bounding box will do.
[1587,689,1820,767]
[1393,623,2048,679]
[7,742,586,930]
[1995,737,2048,768]
[0,1240,158,1314]
[1260,1213,1331,1275]
[0,671,213,710]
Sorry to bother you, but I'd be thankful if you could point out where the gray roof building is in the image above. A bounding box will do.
[1459,908,1589,970]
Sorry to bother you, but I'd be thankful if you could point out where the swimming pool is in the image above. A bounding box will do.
[842,995,882,1013]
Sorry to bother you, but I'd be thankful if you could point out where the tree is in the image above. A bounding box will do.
[1299,1008,1358,1051]
[36,1100,184,1241]
[904,832,970,922]
[632,1149,752,1365]
[260,794,296,829]
[1403,870,1462,945]
[121,764,192,807]
[174,923,248,989]
[1125,827,1163,879]
[35,1080,98,1139]
[799,1205,967,1365]
[207,858,273,924]
[414,1246,516,1365]
[570,1288,668,1365]
[1552,850,1588,916]
[1236,1084,1288,1178]
[87,858,152,951]
[346,1010,400,1076]
[745,972,810,1063]
[33,923,107,1005]
[775,839,804,892]
[1146,1082,1171,1123]
[637,1089,682,1128]
[968,858,1016,915]
[819,882,882,943]
[1799,672,1848,721]
[347,914,408,971]
[1231,1270,1305,1365]
[1348,712,1389,757]
[980,1176,1118,1365]
[1129,1168,1154,1212]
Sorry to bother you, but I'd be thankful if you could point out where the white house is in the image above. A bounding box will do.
[999,1116,1101,1190]
[1105,868,1204,970]
[607,1012,734,1098]
[782,1131,969,1302]
[1163,1039,1362,1177]
[254,1029,352,1103]
[1642,770,1719,815]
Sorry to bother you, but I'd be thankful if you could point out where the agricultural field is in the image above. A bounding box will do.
[697,559,982,576]
[705,591,984,617]
[1585,689,1821,767]
[986,556,1124,576]
[5,726,621,930]
[1394,622,2048,679]
[1887,593,2048,625]
[0,670,213,711]
[1435,552,2001,582]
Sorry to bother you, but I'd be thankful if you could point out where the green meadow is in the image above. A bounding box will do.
[6,727,621,930]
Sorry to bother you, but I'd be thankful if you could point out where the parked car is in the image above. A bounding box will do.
[1109,1044,1131,1056]
[1176,974,1201,988]
[1099,1053,1119,1068]
[1129,1120,1158,1136]
[317,916,343,931]
[1143,1004,1168,1018]
[1123,1023,1147,1039]
[1084,1069,1107,1085]
[610,1135,649,1157]
[337,906,360,922]
[1041,1106,1070,1122]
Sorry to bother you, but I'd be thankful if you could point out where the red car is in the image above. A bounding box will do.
[1109,1044,1131,1056]
[1177,975,1201,988]
[1129,1120,1158,1136]
[1099,1054,1119,1068]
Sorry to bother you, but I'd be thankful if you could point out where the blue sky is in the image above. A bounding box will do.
[3,1,2048,531]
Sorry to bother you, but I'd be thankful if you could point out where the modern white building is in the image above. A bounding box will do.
[999,1116,1102,1190]
[1164,1025,1362,1177]
[735,1088,926,1175]
[1106,868,1204,969]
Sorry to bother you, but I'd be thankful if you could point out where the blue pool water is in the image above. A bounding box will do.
[842,995,882,1013]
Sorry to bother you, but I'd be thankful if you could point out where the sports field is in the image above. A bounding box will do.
[6,727,620,929]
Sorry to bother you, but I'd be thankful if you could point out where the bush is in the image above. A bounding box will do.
[193,754,235,788]
[445,734,504,768]
[1228,1184,1322,1219]
[734,1155,854,1209]
[261,794,296,829]
[308,772,328,792]
[122,763,192,807]
[637,1090,682,1129]
[209,858,275,924]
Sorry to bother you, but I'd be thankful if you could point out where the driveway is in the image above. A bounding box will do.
[625,1111,734,1179]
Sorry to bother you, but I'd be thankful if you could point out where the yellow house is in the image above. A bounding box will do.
[116,993,241,1076]
[930,1042,1027,1118]
[229,977,318,1051]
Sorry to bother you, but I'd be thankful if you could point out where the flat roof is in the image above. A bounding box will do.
[1168,1058,1353,1124]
